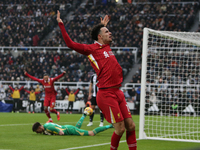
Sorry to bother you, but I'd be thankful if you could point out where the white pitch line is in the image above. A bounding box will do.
[59,139,140,150]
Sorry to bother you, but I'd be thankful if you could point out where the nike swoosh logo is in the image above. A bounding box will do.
[76,130,84,136]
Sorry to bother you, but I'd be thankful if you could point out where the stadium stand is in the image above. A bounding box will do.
[0,0,80,47]
[0,0,200,114]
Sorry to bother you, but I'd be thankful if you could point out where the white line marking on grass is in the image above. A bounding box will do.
[59,139,140,150]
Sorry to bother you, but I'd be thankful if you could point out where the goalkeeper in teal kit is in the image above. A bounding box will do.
[32,114,113,136]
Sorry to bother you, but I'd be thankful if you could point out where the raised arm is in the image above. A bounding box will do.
[74,88,80,95]
[35,91,40,95]
[57,11,90,55]
[24,89,30,94]
[8,86,14,91]
[65,88,70,95]
[52,72,66,82]
[24,71,42,83]
[19,86,24,91]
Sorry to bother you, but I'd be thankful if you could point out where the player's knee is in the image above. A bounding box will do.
[115,126,125,135]
[129,122,135,131]
[126,121,135,131]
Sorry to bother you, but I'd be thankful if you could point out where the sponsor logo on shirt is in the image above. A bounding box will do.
[109,51,114,56]
[76,130,84,136]
[44,86,51,88]
[103,51,114,58]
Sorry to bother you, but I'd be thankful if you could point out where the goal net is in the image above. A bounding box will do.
[139,28,200,142]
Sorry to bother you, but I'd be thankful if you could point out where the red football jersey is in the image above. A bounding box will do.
[59,22,123,88]
[25,73,65,96]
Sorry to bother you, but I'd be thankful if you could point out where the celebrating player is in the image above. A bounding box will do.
[32,113,113,136]
[24,71,66,122]
[57,11,137,150]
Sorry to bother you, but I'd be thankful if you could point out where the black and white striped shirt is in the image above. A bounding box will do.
[91,74,98,97]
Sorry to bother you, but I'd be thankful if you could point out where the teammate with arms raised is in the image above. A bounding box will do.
[57,11,137,150]
[24,71,66,122]
[24,88,40,113]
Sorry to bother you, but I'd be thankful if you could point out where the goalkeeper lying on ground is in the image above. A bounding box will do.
[32,114,113,136]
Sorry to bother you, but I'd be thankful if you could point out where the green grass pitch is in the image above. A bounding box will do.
[0,113,199,150]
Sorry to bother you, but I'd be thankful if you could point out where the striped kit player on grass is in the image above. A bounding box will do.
[87,74,104,127]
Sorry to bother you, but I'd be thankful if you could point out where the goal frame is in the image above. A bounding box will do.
[139,28,200,143]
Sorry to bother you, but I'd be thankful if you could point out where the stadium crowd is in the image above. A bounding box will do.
[0,0,200,114]
[0,0,82,47]
[0,1,198,54]
[0,49,134,82]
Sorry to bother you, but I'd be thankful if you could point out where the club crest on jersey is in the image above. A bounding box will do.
[117,113,121,118]
[103,51,109,58]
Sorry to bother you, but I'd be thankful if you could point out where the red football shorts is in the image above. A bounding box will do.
[44,95,56,108]
[97,88,132,124]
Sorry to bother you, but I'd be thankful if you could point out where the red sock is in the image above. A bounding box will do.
[126,130,137,150]
[44,109,51,119]
[110,132,122,150]
[50,109,58,114]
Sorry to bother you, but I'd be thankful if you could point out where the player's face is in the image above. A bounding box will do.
[43,76,49,82]
[35,126,44,134]
[99,27,112,44]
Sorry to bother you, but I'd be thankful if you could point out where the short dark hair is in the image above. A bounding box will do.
[43,73,49,77]
[91,23,105,41]
[32,122,41,132]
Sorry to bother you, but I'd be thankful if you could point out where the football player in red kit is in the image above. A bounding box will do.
[24,71,66,123]
[57,11,137,150]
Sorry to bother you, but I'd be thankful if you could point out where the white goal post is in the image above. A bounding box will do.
[139,28,200,142]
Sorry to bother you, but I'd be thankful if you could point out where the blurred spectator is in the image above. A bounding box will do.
[39,90,45,112]
[77,90,84,100]
[123,89,130,98]
[0,91,6,100]
[35,84,41,101]
[65,87,80,114]
[61,87,66,100]
[5,89,13,100]
[136,87,141,102]
[56,87,63,100]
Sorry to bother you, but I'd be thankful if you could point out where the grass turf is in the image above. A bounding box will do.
[0,113,199,150]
